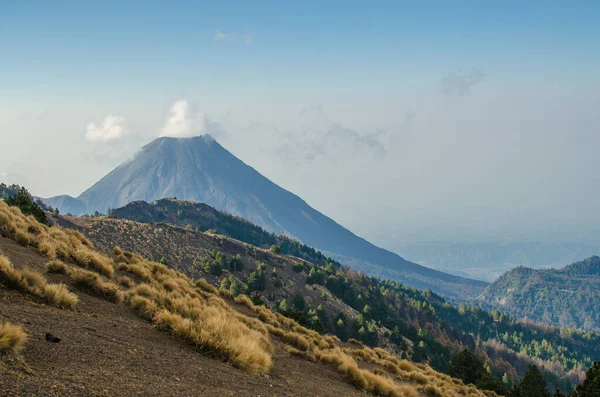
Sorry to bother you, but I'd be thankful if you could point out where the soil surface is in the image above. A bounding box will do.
[0,236,366,397]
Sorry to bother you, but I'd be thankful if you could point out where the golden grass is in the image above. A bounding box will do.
[15,230,30,246]
[69,268,124,304]
[0,201,494,396]
[72,247,115,278]
[43,283,79,309]
[0,254,78,309]
[0,321,27,353]
[196,278,218,294]
[45,260,68,274]
[117,275,135,288]
[154,307,272,374]
[283,331,311,351]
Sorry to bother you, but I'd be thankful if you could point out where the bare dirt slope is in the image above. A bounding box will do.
[0,236,367,397]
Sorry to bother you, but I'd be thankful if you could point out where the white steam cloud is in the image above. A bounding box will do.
[85,116,128,142]
[159,100,207,138]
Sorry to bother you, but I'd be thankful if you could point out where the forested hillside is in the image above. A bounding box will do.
[58,200,600,394]
[476,257,600,332]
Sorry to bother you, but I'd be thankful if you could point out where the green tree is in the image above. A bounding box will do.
[229,279,241,297]
[515,365,550,397]
[292,262,304,273]
[200,257,223,276]
[4,186,48,225]
[229,254,244,271]
[306,267,325,285]
[293,294,306,311]
[220,277,232,290]
[573,362,600,397]
[246,265,266,293]
[449,349,486,385]
[270,245,281,254]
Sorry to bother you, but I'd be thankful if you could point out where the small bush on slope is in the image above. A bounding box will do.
[0,321,27,353]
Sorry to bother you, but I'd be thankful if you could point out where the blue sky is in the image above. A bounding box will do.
[1,1,599,245]
[2,1,599,98]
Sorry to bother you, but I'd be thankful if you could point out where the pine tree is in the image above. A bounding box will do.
[515,365,550,397]
[449,349,486,385]
[573,362,600,397]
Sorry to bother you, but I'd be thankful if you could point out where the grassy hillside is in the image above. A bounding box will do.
[476,257,600,332]
[56,203,600,393]
[0,199,499,397]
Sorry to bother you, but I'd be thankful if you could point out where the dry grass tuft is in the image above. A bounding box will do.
[0,321,28,353]
[129,295,160,320]
[0,254,24,289]
[196,278,218,294]
[45,260,68,274]
[70,268,124,304]
[43,283,78,309]
[15,230,30,246]
[117,275,135,288]
[153,307,272,374]
[233,294,256,310]
[0,254,78,309]
[72,247,115,278]
[423,384,444,397]
[283,331,311,351]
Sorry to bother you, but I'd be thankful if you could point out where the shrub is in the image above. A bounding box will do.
[0,321,28,353]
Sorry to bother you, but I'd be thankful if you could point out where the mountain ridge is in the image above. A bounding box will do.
[476,256,600,331]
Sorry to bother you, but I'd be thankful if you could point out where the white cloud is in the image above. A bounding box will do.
[213,31,234,41]
[441,70,485,96]
[159,100,207,138]
[213,30,254,44]
[86,116,128,142]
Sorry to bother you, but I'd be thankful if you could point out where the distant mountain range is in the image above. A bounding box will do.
[476,256,600,331]
[392,241,600,282]
[39,135,486,298]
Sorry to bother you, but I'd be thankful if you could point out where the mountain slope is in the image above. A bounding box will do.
[56,210,599,392]
[40,135,486,298]
[476,256,600,331]
[1,199,496,397]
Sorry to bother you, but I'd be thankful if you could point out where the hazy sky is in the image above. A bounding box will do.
[1,1,599,246]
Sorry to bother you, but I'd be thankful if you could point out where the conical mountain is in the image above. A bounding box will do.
[42,135,487,297]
